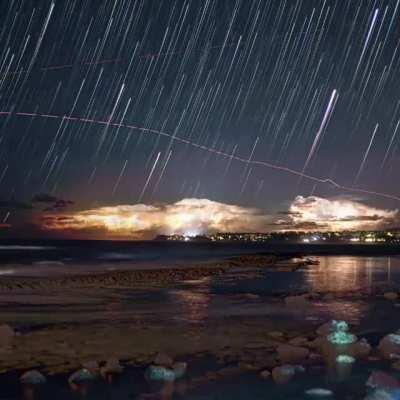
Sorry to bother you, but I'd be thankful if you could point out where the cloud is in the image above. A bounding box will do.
[32,193,59,203]
[32,193,74,211]
[37,196,400,239]
[41,198,272,239]
[286,196,398,231]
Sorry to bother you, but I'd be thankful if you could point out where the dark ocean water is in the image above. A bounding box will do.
[0,239,399,277]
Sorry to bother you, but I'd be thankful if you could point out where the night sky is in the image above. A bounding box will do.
[0,0,400,238]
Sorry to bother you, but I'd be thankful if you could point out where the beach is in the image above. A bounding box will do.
[1,243,400,399]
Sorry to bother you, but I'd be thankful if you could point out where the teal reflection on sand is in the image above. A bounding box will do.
[328,320,357,345]
[336,354,355,364]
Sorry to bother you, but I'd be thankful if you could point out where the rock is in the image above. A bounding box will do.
[20,370,46,385]
[260,370,271,379]
[378,334,400,360]
[285,295,309,308]
[366,371,400,391]
[288,337,309,347]
[354,338,372,359]
[305,388,334,397]
[172,362,187,379]
[243,293,260,300]
[268,331,285,339]
[384,293,399,301]
[82,360,100,374]
[364,389,400,400]
[0,324,14,345]
[153,352,174,367]
[68,368,96,384]
[323,293,335,301]
[316,320,349,337]
[100,358,124,376]
[271,365,304,385]
[145,365,176,382]
[277,344,310,363]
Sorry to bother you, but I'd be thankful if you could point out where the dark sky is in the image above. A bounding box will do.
[0,0,399,238]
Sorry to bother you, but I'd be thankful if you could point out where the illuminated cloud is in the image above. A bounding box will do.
[287,196,398,231]
[42,198,271,239]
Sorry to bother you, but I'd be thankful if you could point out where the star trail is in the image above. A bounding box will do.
[0,0,399,237]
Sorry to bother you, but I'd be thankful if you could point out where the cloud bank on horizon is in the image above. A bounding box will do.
[286,196,398,231]
[40,196,399,239]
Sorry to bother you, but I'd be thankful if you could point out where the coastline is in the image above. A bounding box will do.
[0,250,399,397]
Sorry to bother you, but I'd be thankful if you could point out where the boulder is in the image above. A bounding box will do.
[354,339,372,359]
[364,389,400,400]
[20,370,46,385]
[82,360,100,375]
[288,337,309,347]
[68,368,96,384]
[384,293,399,301]
[100,358,124,376]
[272,365,295,384]
[272,365,304,385]
[305,388,333,397]
[317,320,349,337]
[378,334,400,360]
[172,362,187,379]
[366,371,400,391]
[154,352,174,367]
[277,344,310,363]
[145,365,176,382]
[260,370,271,379]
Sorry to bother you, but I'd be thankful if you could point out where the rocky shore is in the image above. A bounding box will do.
[0,254,284,291]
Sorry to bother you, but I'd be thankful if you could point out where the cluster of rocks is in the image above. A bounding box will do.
[8,319,400,399]
[0,254,280,292]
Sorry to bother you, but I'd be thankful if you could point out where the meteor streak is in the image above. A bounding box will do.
[1,110,399,202]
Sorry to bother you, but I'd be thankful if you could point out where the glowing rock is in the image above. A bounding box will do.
[68,368,96,384]
[305,388,334,397]
[336,355,355,364]
[328,330,356,345]
[145,365,176,382]
[317,320,349,336]
[20,370,46,385]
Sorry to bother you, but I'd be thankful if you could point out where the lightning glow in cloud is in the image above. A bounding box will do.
[42,198,271,239]
[289,196,398,231]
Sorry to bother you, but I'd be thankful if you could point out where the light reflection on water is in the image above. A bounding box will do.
[304,256,398,293]
[168,278,212,324]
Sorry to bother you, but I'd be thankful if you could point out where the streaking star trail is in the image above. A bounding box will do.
[0,110,399,202]
[0,0,399,238]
